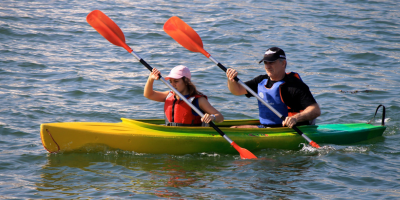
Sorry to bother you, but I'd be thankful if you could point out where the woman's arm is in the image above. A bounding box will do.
[143,68,169,102]
[198,97,224,123]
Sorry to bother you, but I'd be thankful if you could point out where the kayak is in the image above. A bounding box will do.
[40,118,386,154]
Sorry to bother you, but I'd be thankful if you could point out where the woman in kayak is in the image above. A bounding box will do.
[144,65,224,126]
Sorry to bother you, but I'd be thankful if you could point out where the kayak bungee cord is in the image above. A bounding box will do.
[163,16,321,148]
[86,10,257,159]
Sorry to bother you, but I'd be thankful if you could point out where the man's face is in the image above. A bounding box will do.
[264,59,286,79]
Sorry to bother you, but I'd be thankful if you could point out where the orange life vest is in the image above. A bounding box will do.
[164,92,207,126]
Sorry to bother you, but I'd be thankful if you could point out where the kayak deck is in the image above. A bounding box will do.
[40,118,386,154]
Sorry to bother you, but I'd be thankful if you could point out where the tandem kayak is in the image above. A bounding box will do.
[40,118,386,154]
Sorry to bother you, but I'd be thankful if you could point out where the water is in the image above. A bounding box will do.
[1,0,399,199]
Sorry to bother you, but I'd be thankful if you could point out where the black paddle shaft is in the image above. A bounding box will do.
[139,59,154,73]
[209,121,226,137]
[217,63,239,82]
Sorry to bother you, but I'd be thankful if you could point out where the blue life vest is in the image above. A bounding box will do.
[257,79,288,125]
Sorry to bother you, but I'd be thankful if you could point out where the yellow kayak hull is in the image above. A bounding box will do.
[40,118,386,154]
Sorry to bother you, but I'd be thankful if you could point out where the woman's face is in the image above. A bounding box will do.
[169,78,188,95]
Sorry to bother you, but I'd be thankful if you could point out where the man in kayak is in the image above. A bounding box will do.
[226,47,321,128]
[144,65,224,126]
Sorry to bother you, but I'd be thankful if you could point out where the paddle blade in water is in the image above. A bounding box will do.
[86,10,132,53]
[231,141,257,159]
[163,16,210,57]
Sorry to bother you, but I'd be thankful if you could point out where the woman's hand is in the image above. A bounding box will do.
[150,68,161,80]
[201,113,216,124]
[144,68,169,102]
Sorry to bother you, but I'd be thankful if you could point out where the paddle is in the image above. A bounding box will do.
[163,16,320,149]
[86,10,257,159]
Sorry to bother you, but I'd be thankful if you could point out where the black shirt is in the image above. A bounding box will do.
[244,73,317,112]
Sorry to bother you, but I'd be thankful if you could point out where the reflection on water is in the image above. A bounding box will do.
[36,150,328,198]
[38,152,230,198]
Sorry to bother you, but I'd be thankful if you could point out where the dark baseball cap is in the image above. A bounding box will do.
[258,47,286,64]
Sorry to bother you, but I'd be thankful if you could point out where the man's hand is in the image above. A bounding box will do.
[282,116,297,128]
[226,68,238,82]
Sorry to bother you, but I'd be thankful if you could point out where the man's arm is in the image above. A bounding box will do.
[226,68,248,95]
[283,103,321,128]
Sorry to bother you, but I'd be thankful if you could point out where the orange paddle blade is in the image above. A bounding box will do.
[310,141,320,148]
[231,142,257,159]
[86,10,132,53]
[163,16,210,57]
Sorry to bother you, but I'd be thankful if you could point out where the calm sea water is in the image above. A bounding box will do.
[1,0,399,199]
